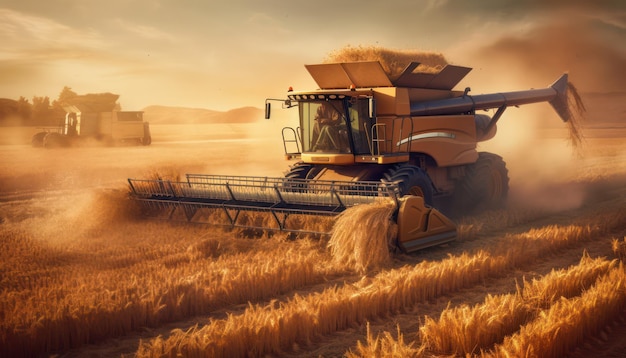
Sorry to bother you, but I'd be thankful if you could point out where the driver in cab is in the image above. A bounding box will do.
[311,102,349,152]
[315,102,340,126]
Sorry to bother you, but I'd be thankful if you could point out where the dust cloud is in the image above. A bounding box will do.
[0,113,296,249]
[455,14,626,213]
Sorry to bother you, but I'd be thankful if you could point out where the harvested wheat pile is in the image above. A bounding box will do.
[327,199,397,274]
[325,45,448,78]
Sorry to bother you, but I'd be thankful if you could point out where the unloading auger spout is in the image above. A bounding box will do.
[411,74,569,120]
[410,74,571,137]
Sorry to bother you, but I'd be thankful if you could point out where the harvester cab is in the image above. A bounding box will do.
[266,93,378,163]
[129,61,573,253]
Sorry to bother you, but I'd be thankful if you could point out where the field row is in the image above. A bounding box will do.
[134,209,626,357]
[2,184,624,357]
[0,185,572,357]
[348,256,626,358]
[0,192,346,358]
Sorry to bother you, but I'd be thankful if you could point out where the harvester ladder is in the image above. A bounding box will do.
[282,127,301,155]
[367,117,413,156]
[370,123,387,155]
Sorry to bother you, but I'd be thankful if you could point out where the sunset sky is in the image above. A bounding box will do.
[1,0,624,111]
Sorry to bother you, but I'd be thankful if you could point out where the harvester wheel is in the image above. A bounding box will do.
[285,161,315,180]
[283,162,321,192]
[383,164,434,205]
[454,152,509,215]
[43,133,69,148]
[142,122,152,146]
[31,132,47,147]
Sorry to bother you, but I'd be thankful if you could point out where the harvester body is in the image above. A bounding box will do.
[129,61,571,253]
[274,62,568,183]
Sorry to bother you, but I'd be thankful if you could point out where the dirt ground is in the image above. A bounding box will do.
[1,98,625,357]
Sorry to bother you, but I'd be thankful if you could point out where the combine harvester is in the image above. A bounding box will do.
[128,61,573,252]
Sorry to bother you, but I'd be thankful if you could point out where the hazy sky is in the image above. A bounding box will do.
[1,0,624,110]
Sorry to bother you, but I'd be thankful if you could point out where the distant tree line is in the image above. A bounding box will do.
[0,87,121,126]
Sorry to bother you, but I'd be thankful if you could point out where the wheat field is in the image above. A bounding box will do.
[1,118,625,357]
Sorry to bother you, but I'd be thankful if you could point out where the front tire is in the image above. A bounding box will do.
[284,161,315,180]
[43,133,69,148]
[31,132,47,147]
[382,164,434,206]
[283,162,321,192]
[142,123,152,146]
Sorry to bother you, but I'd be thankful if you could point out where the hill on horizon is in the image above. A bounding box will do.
[143,105,263,124]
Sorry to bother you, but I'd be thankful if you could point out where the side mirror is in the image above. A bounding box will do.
[265,102,271,119]
[368,97,375,119]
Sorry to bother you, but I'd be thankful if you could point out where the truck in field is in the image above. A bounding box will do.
[31,94,151,148]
